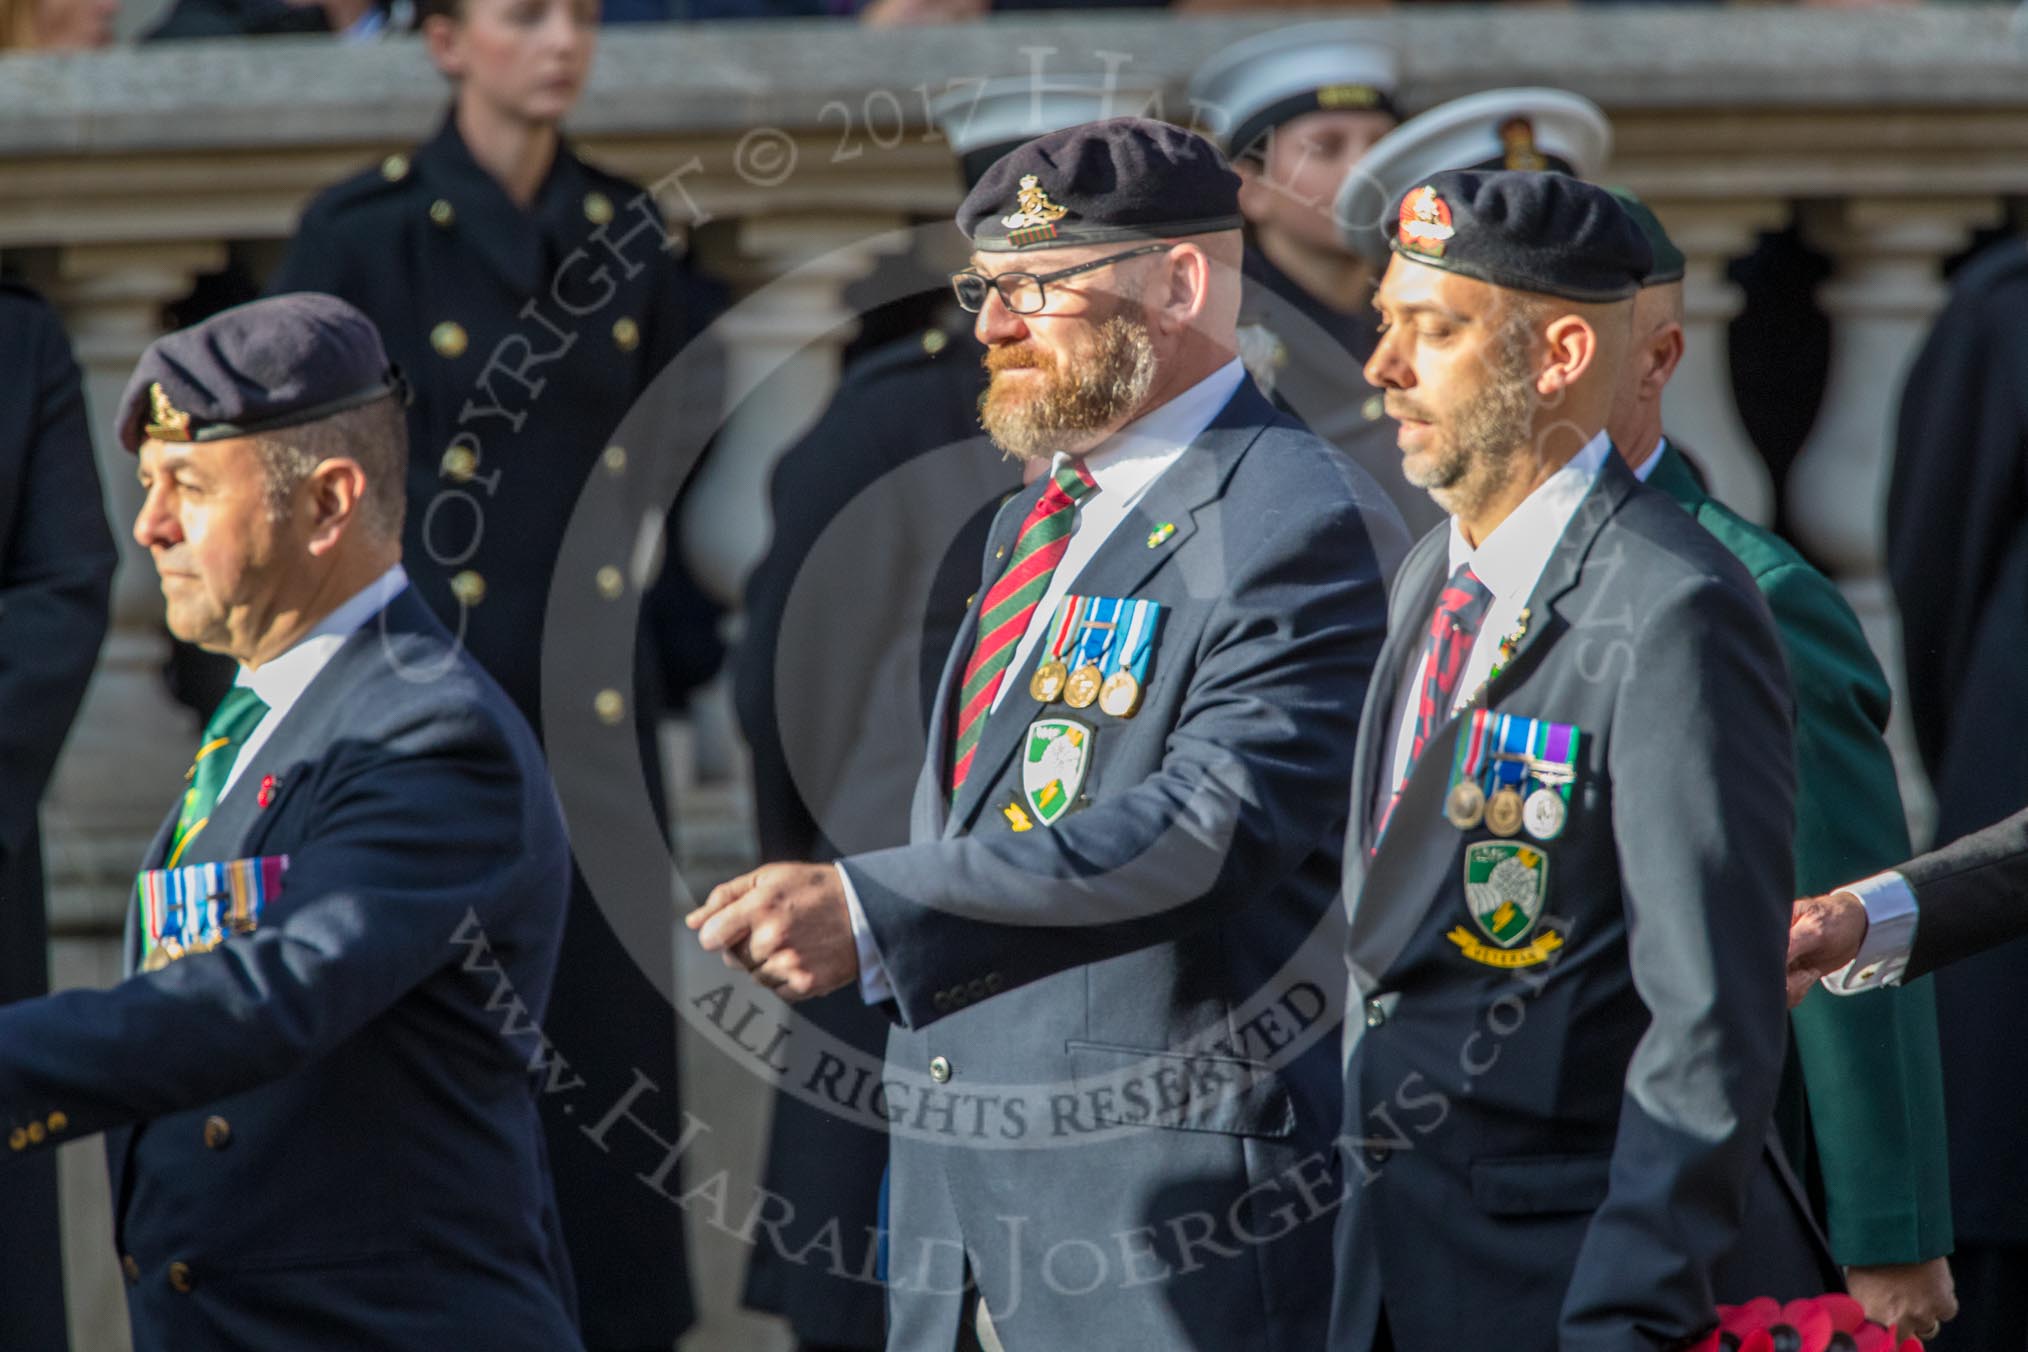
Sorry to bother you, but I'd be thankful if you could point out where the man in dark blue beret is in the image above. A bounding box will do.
[1334,169,1831,1350]
[0,293,582,1351]
[692,117,1407,1352]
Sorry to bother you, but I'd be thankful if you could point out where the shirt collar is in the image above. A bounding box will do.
[1051,359,1246,498]
[1630,433,1669,483]
[238,564,410,717]
[1447,430,1612,600]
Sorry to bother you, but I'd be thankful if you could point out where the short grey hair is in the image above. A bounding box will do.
[249,394,408,538]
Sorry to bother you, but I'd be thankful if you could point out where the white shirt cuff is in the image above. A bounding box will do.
[1820,870,1920,995]
[837,862,894,1004]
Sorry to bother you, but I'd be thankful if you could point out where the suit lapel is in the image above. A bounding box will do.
[1351,534,1448,858]
[942,383,1271,837]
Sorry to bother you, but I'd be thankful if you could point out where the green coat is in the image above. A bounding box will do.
[1649,443,1952,1266]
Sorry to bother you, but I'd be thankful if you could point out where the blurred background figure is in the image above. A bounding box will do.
[0,277,119,1352]
[1188,22,1439,535]
[0,0,117,47]
[1888,233,2028,1352]
[261,0,728,1346]
[144,0,404,39]
[732,73,1131,1352]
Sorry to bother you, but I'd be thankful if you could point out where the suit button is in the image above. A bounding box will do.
[25,1121,44,1145]
[932,992,950,1013]
[1364,1000,1387,1029]
[167,1261,195,1294]
[984,973,1003,994]
[121,1255,141,1287]
[202,1116,232,1151]
[429,321,469,360]
[7,1128,24,1152]
[595,566,624,600]
[440,445,478,482]
[612,317,640,352]
[449,570,487,607]
[929,1056,952,1084]
[594,689,626,726]
[46,1111,67,1134]
[428,198,456,229]
[583,191,615,225]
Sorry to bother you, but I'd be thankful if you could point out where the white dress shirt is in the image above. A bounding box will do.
[1383,432,1611,799]
[1628,434,1669,484]
[844,360,1247,1003]
[1820,870,1921,994]
[219,564,410,801]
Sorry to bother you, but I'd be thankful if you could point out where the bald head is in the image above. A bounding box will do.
[1606,280,1686,471]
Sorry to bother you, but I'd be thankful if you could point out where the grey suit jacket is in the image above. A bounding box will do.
[1897,807,2028,979]
[1333,454,1831,1352]
[841,382,1407,1352]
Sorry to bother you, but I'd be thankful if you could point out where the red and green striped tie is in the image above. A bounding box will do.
[947,460,1099,796]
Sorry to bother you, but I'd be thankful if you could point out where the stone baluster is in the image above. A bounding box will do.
[1786,195,2003,846]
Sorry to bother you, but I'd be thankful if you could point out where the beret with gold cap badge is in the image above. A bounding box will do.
[1388,169,1653,304]
[957,116,1242,254]
[117,291,407,454]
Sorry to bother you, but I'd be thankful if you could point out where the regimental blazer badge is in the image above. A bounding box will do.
[1022,717,1092,827]
[1448,840,1562,968]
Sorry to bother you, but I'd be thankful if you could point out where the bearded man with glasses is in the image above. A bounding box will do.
[692,117,1406,1352]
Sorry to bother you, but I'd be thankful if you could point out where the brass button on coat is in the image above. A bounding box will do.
[441,445,478,482]
[594,689,626,725]
[429,198,456,228]
[595,566,624,600]
[202,1116,232,1150]
[583,192,614,225]
[602,446,628,476]
[450,570,487,607]
[380,153,410,182]
[611,317,640,352]
[167,1261,195,1294]
[929,1055,952,1084]
[430,322,469,360]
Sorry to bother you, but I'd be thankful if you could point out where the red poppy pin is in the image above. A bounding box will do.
[257,774,277,809]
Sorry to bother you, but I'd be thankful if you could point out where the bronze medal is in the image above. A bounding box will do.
[1098,671,1142,719]
[1063,663,1103,709]
[1030,659,1069,704]
[1523,787,1567,841]
[1445,780,1486,831]
[1486,787,1525,837]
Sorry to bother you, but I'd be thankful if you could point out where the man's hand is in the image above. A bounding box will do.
[686,863,860,1002]
[1786,891,1870,1007]
[1847,1258,1958,1341]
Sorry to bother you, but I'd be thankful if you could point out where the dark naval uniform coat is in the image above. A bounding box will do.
[1889,237,2028,1259]
[841,381,1408,1352]
[734,314,1018,1349]
[1647,443,1952,1270]
[0,588,579,1352]
[1334,455,1835,1352]
[0,279,119,1350]
[269,115,726,1348]
[1235,245,1442,539]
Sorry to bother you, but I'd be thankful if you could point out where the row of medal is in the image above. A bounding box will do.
[1443,710,1579,842]
[1028,594,1162,720]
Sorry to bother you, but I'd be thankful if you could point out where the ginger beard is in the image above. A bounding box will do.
[1389,316,1539,519]
[977,313,1159,462]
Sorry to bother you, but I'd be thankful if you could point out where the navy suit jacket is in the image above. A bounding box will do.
[842,381,1408,1352]
[0,587,580,1351]
[1334,456,1832,1352]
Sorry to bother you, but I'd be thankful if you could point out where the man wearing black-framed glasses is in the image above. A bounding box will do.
[692,116,1407,1352]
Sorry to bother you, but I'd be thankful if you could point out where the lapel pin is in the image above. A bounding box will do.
[257,774,278,809]
[1146,522,1177,549]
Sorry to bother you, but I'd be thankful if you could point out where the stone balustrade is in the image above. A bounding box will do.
[5,10,2027,1347]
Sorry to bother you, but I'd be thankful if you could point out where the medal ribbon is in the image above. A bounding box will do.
[1073,595,1120,671]
[1112,599,1161,687]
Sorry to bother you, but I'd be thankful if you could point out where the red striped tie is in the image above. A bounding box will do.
[947,461,1099,796]
[1374,563,1494,841]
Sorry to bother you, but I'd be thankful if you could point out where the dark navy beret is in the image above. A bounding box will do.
[1607,188,1687,287]
[1387,169,1653,304]
[117,292,405,453]
[957,117,1242,253]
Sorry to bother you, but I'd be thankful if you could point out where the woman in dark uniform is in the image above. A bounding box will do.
[269,1,725,1346]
